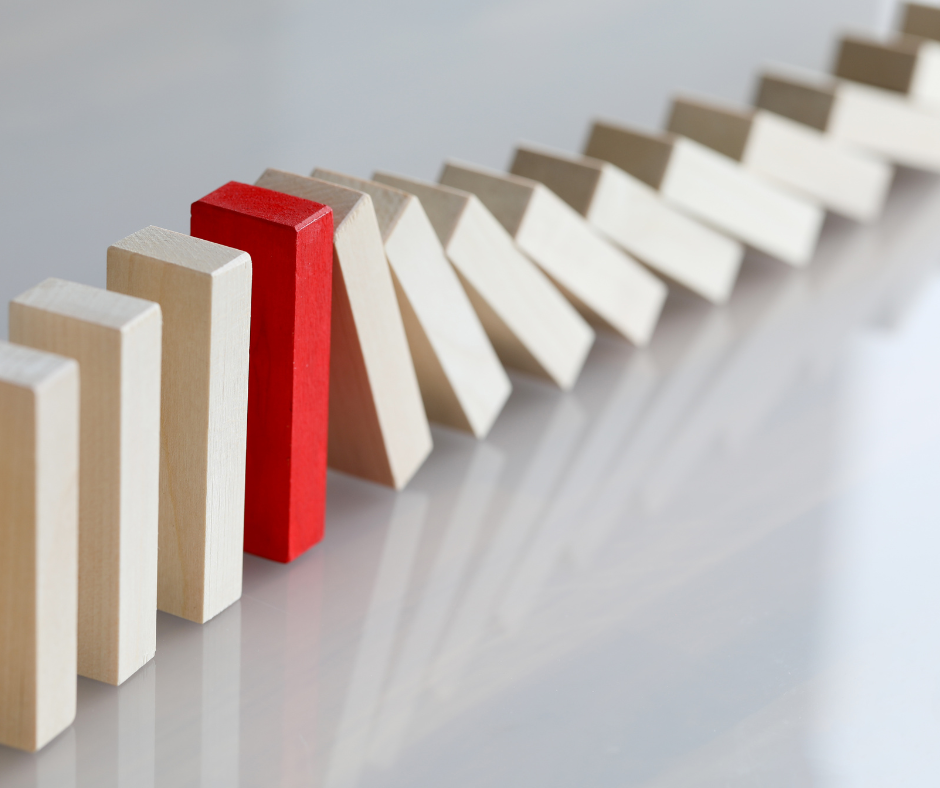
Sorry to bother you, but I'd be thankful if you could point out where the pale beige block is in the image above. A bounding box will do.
[438,162,667,346]
[0,342,78,752]
[374,172,595,391]
[10,279,161,686]
[255,169,432,490]
[584,122,825,267]
[834,34,940,108]
[107,226,251,624]
[510,145,744,304]
[667,96,893,222]
[311,169,511,438]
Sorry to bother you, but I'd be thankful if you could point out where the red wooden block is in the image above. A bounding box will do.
[191,182,333,563]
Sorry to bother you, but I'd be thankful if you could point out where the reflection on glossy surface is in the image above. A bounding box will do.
[2,169,940,785]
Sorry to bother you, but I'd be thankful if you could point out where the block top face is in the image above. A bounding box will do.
[834,34,922,94]
[903,3,940,41]
[509,146,606,216]
[311,169,412,241]
[667,97,754,161]
[194,181,331,233]
[438,161,537,237]
[0,340,77,392]
[255,169,366,231]
[583,122,675,188]
[754,71,837,131]
[109,226,249,277]
[372,172,471,247]
[12,278,160,332]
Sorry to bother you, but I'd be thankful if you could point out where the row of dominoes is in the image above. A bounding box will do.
[3,2,940,755]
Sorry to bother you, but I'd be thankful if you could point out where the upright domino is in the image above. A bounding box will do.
[10,279,161,686]
[107,227,251,623]
[311,169,512,438]
[754,68,940,173]
[438,161,667,346]
[833,34,940,108]
[901,3,940,41]
[0,342,78,753]
[584,121,826,267]
[191,182,332,562]
[667,96,893,222]
[254,169,432,489]
[510,145,744,304]
[373,172,595,391]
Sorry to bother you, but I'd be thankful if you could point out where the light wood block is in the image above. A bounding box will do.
[834,34,940,108]
[373,172,595,391]
[584,121,826,267]
[754,67,940,173]
[902,3,940,41]
[0,342,78,753]
[10,279,161,686]
[509,145,744,304]
[438,161,667,346]
[667,96,893,222]
[311,169,511,438]
[255,169,432,490]
[107,226,251,624]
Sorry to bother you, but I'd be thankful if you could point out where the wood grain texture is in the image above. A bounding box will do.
[584,122,825,267]
[312,169,511,438]
[834,34,940,107]
[374,172,595,391]
[510,146,744,304]
[191,181,333,563]
[0,342,78,753]
[438,162,667,346]
[254,170,432,490]
[668,96,893,222]
[107,226,251,623]
[10,279,161,686]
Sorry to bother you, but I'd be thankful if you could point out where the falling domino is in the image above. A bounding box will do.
[833,34,940,110]
[509,145,744,305]
[191,181,333,562]
[666,96,893,222]
[107,227,251,624]
[10,279,161,686]
[437,161,667,346]
[583,121,826,267]
[373,172,595,391]
[0,342,78,753]
[901,3,940,41]
[311,168,512,438]
[254,169,433,489]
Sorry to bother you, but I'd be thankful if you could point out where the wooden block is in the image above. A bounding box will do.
[901,3,940,41]
[254,170,432,489]
[373,172,595,391]
[509,146,743,304]
[107,226,251,624]
[584,121,826,267]
[834,34,940,108]
[438,161,667,346]
[10,279,161,686]
[0,342,78,752]
[190,182,332,562]
[667,96,893,222]
[311,169,511,438]
[754,67,940,173]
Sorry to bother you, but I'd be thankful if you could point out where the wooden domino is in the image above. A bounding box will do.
[0,342,78,752]
[107,226,251,624]
[10,279,161,686]
[509,146,743,304]
[667,96,893,222]
[311,169,512,438]
[254,169,433,489]
[754,67,940,173]
[373,172,595,391]
[901,3,940,41]
[584,121,826,267]
[833,34,940,108]
[437,161,667,346]
[190,182,332,562]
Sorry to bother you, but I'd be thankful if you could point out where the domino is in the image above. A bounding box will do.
[509,145,744,304]
[254,169,432,489]
[10,279,161,686]
[0,342,78,752]
[754,67,940,173]
[373,173,594,390]
[833,34,940,108]
[191,182,332,562]
[667,96,893,222]
[107,227,251,624]
[584,121,826,267]
[311,169,511,438]
[901,2,940,41]
[438,161,667,346]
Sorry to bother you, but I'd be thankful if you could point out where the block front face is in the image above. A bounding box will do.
[192,182,333,563]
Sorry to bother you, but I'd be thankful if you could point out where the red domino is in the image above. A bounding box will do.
[192,182,333,563]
